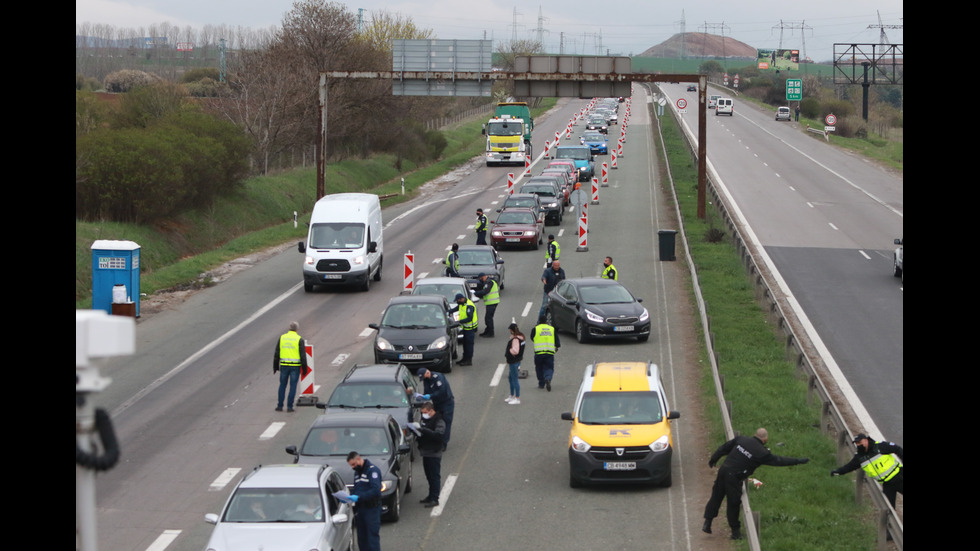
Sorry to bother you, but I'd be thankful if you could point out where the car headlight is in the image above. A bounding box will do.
[430,335,449,350]
[524,231,536,236]
[491,230,502,237]
[376,336,393,351]
[545,201,558,208]
[584,309,604,323]
[305,255,315,266]
[650,435,670,453]
[639,308,649,323]
[352,255,365,265]
[380,480,392,493]
[571,435,591,453]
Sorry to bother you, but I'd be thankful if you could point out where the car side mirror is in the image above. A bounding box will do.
[369,241,378,253]
[285,445,298,456]
[205,513,219,525]
[298,241,306,253]
[667,411,681,420]
[560,412,574,421]
[369,323,380,331]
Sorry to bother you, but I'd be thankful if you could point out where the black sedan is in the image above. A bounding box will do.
[285,412,412,522]
[370,295,459,372]
[456,245,506,291]
[545,278,651,343]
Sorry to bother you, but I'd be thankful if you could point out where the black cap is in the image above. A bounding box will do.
[455,293,465,301]
[852,433,869,443]
[417,368,428,377]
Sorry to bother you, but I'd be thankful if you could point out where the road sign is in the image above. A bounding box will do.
[676,98,687,110]
[786,79,802,101]
[825,113,837,126]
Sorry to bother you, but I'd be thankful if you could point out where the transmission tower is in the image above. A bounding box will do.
[676,10,687,58]
[535,6,549,47]
[868,10,902,44]
[772,20,813,63]
[699,22,730,64]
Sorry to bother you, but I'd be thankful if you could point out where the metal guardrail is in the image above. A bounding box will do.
[651,83,902,550]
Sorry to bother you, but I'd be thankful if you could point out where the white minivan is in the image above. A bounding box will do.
[715,98,734,116]
[299,193,383,292]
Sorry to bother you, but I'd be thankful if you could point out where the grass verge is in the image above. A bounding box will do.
[654,102,878,549]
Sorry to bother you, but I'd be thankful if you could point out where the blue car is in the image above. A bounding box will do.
[580,131,608,155]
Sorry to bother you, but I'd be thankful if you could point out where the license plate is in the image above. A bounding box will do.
[506,238,520,242]
[322,274,343,280]
[613,325,634,332]
[399,353,423,360]
[604,462,636,471]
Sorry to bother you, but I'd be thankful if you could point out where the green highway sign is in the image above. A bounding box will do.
[786,79,802,101]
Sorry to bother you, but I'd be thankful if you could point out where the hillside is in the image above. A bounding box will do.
[639,32,757,59]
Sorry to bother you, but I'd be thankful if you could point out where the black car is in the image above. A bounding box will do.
[285,412,412,522]
[370,295,459,373]
[320,363,421,459]
[545,278,651,343]
[519,180,564,225]
[456,245,506,291]
[497,192,545,222]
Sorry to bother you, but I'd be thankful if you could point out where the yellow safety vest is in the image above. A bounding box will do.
[446,251,459,273]
[475,215,488,232]
[533,323,556,355]
[482,280,500,305]
[458,299,479,330]
[861,451,901,482]
[602,264,618,280]
[546,241,560,262]
[279,331,302,368]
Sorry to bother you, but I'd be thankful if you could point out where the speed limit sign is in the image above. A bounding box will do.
[825,113,837,126]
[676,98,687,110]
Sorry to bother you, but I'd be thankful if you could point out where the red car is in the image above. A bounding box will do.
[490,207,544,250]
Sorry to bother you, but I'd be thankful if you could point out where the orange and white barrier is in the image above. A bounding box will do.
[297,344,317,405]
[591,178,600,205]
[601,162,608,187]
[403,251,415,292]
[611,150,618,169]
[576,208,589,252]
[507,173,515,194]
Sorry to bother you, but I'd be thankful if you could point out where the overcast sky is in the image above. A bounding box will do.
[75,0,903,62]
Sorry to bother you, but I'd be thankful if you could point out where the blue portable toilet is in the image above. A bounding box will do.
[91,240,140,317]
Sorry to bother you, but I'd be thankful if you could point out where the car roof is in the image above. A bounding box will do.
[564,277,622,287]
[309,411,395,429]
[416,276,469,285]
[239,464,326,489]
[497,206,536,214]
[386,294,446,307]
[458,244,496,252]
[583,361,660,393]
[504,193,541,200]
[342,363,407,383]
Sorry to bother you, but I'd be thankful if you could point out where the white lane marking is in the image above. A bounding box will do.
[144,530,181,551]
[521,302,533,318]
[859,250,871,260]
[490,364,505,387]
[260,422,285,440]
[209,468,241,491]
[331,353,350,366]
[359,328,375,337]
[429,474,458,516]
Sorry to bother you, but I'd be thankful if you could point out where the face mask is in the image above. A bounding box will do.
[856,444,867,454]
[422,413,432,420]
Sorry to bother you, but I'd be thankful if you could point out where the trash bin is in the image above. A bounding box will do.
[91,240,141,317]
[658,230,677,261]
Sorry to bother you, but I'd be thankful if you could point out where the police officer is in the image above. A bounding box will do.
[703,428,809,540]
[601,256,618,280]
[832,433,903,507]
[475,209,489,245]
[451,293,477,366]
[475,273,499,337]
[531,314,560,391]
[417,368,455,450]
[415,401,446,507]
[273,321,308,412]
[445,243,460,277]
[347,451,382,551]
[545,235,560,268]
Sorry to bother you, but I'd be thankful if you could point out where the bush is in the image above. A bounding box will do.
[103,69,163,93]
[180,67,221,84]
[800,98,821,119]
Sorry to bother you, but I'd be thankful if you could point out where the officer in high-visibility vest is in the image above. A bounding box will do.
[832,433,904,507]
[445,243,460,277]
[601,256,618,280]
[452,293,478,366]
[531,315,560,391]
[273,321,308,412]
[475,209,489,245]
[475,273,500,337]
[545,235,560,268]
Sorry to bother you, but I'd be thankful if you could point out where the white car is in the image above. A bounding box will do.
[893,238,903,280]
[775,106,791,121]
[204,464,354,551]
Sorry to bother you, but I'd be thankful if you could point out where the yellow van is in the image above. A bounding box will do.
[560,361,679,487]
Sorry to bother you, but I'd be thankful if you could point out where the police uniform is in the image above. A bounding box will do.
[418,369,455,449]
[531,321,560,391]
[445,250,460,277]
[453,296,478,365]
[273,329,307,412]
[351,457,383,551]
[476,276,500,337]
[475,211,488,245]
[703,431,808,538]
[545,238,560,267]
[832,434,903,507]
[601,263,617,280]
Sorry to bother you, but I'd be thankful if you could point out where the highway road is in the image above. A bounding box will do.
[91,86,725,551]
[660,83,904,443]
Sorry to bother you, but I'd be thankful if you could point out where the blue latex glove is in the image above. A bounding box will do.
[423,394,431,400]
[349,495,359,503]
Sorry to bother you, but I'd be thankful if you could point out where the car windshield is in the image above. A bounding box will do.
[485,121,523,136]
[579,284,635,304]
[578,391,663,425]
[327,383,408,408]
[504,198,536,209]
[556,149,589,161]
[521,185,556,197]
[309,222,365,249]
[381,303,447,328]
[302,426,391,457]
[223,487,323,523]
[496,211,536,225]
[582,132,604,142]
[458,250,495,265]
[414,283,465,304]
[588,117,605,124]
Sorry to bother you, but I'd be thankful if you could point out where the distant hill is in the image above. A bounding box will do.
[638,32,757,59]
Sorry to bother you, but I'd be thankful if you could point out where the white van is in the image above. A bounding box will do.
[715,98,734,116]
[299,193,383,292]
